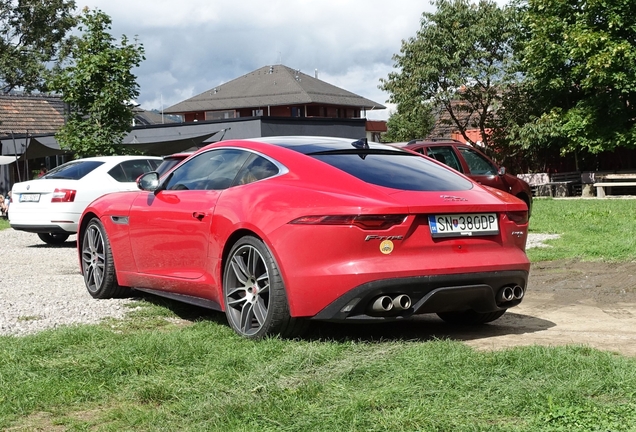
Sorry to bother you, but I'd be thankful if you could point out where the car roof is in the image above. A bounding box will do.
[406,139,464,146]
[245,136,404,154]
[68,155,162,162]
[163,152,193,159]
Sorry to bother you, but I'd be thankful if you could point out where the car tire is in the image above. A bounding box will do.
[81,218,128,299]
[223,235,306,339]
[437,309,506,325]
[37,232,70,245]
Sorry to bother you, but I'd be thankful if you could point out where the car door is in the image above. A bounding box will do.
[456,146,509,191]
[128,148,251,281]
[421,146,465,173]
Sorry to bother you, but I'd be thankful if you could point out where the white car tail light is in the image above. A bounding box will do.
[51,188,77,203]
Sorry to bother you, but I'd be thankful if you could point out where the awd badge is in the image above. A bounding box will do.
[380,240,394,254]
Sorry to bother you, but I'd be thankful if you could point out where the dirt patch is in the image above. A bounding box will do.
[423,260,636,356]
[310,260,636,357]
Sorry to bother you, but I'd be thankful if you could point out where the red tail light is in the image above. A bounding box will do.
[290,214,407,230]
[51,188,76,203]
[506,211,528,224]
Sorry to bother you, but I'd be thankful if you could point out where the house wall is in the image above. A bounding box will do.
[184,112,205,122]
[260,117,366,139]
[182,104,362,122]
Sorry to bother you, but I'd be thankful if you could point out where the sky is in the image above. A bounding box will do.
[76,1,434,120]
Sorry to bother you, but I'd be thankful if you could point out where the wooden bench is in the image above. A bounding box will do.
[545,172,582,197]
[593,173,636,197]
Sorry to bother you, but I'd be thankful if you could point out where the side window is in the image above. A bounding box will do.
[233,154,279,186]
[458,147,497,175]
[426,146,463,173]
[164,149,250,191]
[108,159,159,182]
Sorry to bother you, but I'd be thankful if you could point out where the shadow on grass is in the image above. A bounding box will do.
[129,291,228,326]
[127,291,555,344]
[304,312,555,343]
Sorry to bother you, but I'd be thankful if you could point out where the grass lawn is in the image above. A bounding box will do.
[1,198,636,431]
[527,198,636,262]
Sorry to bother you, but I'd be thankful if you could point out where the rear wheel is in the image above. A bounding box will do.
[223,236,306,339]
[81,218,127,298]
[437,309,506,325]
[37,232,69,245]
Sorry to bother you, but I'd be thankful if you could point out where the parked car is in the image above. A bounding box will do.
[155,152,192,177]
[10,156,161,244]
[79,136,530,339]
[400,139,533,215]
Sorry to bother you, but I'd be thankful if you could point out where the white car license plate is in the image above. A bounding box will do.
[19,193,41,203]
[428,213,498,237]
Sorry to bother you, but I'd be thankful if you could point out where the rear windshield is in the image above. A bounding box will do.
[42,161,104,180]
[108,159,161,182]
[310,152,472,191]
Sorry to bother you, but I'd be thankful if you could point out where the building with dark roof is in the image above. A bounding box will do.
[165,64,385,122]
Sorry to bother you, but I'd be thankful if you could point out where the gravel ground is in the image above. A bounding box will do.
[0,228,556,337]
[0,229,132,336]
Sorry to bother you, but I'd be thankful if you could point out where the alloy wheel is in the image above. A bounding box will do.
[82,223,106,293]
[225,244,270,336]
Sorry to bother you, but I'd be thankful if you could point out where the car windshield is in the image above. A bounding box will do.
[41,161,104,180]
[156,157,185,177]
[309,151,472,191]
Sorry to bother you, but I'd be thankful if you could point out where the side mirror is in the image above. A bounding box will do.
[498,166,506,176]
[137,172,160,191]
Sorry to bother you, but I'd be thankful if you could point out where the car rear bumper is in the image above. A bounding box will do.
[9,210,79,234]
[311,270,528,321]
[10,223,77,234]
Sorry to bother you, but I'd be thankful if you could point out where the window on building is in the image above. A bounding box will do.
[205,110,237,120]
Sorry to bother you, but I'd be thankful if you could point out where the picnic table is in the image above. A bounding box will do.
[593,173,636,197]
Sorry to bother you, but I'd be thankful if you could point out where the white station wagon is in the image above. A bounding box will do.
[9,155,161,244]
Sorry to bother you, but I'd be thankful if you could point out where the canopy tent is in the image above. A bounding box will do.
[0,135,67,159]
[120,128,223,155]
[0,126,227,159]
[0,155,17,165]
[24,136,69,159]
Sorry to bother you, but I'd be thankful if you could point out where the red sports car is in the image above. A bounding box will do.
[79,136,530,339]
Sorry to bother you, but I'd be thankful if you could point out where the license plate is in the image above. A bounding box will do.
[19,193,40,203]
[428,213,498,237]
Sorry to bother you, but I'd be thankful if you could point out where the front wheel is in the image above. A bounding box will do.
[81,218,127,299]
[37,232,69,245]
[437,309,506,325]
[223,236,306,339]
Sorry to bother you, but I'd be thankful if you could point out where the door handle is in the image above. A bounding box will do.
[192,212,206,221]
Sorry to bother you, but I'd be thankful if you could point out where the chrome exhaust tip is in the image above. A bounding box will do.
[497,286,515,303]
[513,285,524,300]
[370,295,394,313]
[392,294,412,310]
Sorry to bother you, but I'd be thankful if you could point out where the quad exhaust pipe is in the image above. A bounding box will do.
[369,294,412,315]
[497,285,524,304]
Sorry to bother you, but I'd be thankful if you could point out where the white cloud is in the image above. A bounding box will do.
[77,1,434,119]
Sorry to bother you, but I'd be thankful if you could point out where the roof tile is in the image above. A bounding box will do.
[0,94,65,136]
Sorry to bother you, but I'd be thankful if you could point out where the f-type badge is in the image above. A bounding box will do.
[440,195,467,201]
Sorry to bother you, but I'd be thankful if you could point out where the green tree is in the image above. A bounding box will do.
[0,0,76,93]
[380,0,520,155]
[514,0,636,156]
[383,101,435,142]
[48,8,144,157]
